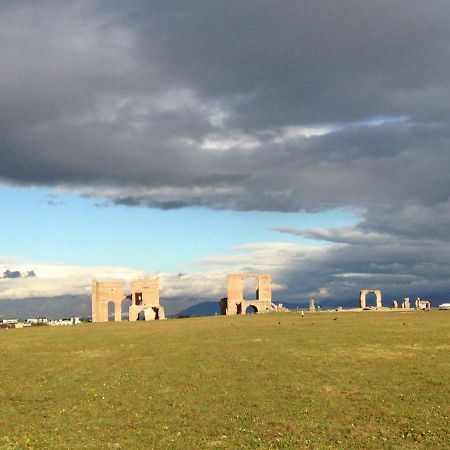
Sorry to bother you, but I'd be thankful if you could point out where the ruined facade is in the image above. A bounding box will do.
[220,274,274,315]
[392,300,398,309]
[359,289,382,309]
[415,298,431,311]
[309,298,316,312]
[91,281,125,322]
[402,297,411,309]
[91,278,165,322]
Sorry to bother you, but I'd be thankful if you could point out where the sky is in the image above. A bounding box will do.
[1,1,450,314]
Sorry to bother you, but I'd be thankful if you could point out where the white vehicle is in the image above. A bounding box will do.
[438,303,450,310]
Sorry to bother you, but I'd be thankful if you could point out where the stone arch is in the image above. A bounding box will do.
[220,274,272,315]
[121,296,132,320]
[360,289,382,309]
[245,305,258,314]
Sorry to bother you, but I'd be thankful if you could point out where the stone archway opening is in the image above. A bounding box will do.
[236,303,243,315]
[137,311,145,320]
[245,305,258,314]
[121,297,132,320]
[365,292,377,307]
[243,277,259,300]
[108,301,116,321]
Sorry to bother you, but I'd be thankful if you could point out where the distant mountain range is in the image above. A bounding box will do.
[0,295,92,320]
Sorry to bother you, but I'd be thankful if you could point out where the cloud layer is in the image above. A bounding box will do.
[1,1,450,212]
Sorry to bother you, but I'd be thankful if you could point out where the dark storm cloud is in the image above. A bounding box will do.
[1,0,450,212]
[268,221,450,304]
[1,1,450,302]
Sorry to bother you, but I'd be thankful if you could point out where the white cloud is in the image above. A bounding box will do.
[0,259,146,300]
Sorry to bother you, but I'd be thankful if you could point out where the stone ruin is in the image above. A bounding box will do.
[415,298,431,311]
[90,274,435,323]
[359,289,383,309]
[402,297,411,309]
[219,274,280,315]
[91,278,165,322]
[359,292,432,311]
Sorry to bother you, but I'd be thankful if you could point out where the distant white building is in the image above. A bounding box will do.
[438,303,450,310]
[49,317,81,326]
[26,317,49,324]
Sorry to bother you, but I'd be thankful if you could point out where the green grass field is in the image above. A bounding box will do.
[0,311,448,449]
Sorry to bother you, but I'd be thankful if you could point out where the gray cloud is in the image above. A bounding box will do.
[2,270,22,279]
[2,270,36,279]
[1,1,449,212]
[267,217,450,305]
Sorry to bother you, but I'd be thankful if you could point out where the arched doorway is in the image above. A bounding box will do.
[359,289,382,308]
[121,297,132,320]
[365,292,377,307]
[108,301,116,321]
[243,277,259,300]
[137,311,145,320]
[245,305,258,314]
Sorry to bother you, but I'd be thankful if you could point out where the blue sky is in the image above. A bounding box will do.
[1,185,357,273]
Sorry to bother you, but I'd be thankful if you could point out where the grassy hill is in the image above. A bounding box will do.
[0,310,448,449]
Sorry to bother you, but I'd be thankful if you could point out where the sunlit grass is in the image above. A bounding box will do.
[0,311,448,449]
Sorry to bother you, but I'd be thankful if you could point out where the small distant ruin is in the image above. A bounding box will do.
[402,297,411,310]
[359,289,382,309]
[392,300,398,309]
[309,298,316,312]
[91,278,165,322]
[220,274,276,315]
[415,298,431,311]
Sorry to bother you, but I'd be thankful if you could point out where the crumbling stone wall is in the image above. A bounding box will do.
[415,298,431,311]
[220,274,274,315]
[92,278,165,322]
[91,280,125,322]
[128,278,164,321]
[402,297,411,309]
